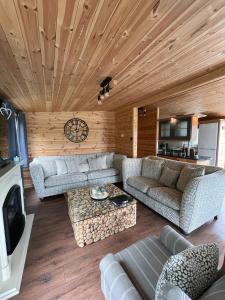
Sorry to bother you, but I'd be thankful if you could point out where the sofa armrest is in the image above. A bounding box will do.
[29,162,46,198]
[113,154,127,175]
[156,283,191,300]
[122,158,142,190]
[160,226,192,255]
[180,170,225,234]
[100,253,142,300]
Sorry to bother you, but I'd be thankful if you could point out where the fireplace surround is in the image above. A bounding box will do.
[0,163,34,299]
[3,185,25,256]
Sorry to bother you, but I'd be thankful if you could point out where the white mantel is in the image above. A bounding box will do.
[0,163,34,300]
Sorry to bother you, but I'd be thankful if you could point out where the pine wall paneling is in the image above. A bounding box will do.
[25,111,116,188]
[115,107,138,158]
[137,106,159,157]
[0,116,8,158]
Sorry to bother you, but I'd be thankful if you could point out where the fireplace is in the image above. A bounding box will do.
[0,163,34,299]
[3,185,25,255]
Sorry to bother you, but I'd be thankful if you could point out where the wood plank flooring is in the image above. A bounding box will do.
[14,187,225,300]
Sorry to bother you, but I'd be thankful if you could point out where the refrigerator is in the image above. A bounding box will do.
[198,122,218,166]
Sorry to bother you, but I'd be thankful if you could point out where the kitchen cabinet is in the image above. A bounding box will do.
[159,117,192,140]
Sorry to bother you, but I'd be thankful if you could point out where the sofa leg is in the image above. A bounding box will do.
[214,215,218,220]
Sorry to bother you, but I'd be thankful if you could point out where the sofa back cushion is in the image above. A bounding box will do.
[177,166,205,192]
[155,243,219,299]
[96,152,114,168]
[147,155,222,175]
[32,152,114,177]
[39,160,57,178]
[56,160,67,175]
[142,159,164,180]
[88,155,108,171]
[159,166,180,188]
[66,160,80,173]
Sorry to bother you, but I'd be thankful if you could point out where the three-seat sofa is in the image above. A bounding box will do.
[123,156,225,234]
[30,152,126,199]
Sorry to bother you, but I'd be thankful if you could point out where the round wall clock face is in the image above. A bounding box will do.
[64,118,89,143]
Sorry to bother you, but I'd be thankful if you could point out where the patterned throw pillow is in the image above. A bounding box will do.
[88,155,107,171]
[142,159,164,180]
[177,166,205,192]
[159,166,180,188]
[155,244,219,300]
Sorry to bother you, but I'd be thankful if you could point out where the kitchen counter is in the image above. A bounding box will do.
[157,154,211,165]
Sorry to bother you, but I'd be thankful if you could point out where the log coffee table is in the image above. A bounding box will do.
[66,184,136,247]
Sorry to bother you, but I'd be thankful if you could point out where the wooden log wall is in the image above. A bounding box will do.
[137,106,159,157]
[115,107,138,158]
[0,116,8,158]
[24,111,116,188]
[26,112,116,159]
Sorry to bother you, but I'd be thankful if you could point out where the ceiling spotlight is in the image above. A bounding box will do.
[97,76,113,104]
[104,85,110,97]
[97,95,102,105]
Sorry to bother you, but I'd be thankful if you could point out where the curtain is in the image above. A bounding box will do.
[17,112,29,167]
[2,100,29,167]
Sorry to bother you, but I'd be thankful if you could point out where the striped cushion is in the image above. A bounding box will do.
[100,253,142,300]
[160,225,192,255]
[115,236,172,299]
[199,275,225,300]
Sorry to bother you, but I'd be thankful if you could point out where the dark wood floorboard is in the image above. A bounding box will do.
[13,187,225,300]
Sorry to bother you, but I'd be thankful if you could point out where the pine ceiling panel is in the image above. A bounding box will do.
[0,0,224,115]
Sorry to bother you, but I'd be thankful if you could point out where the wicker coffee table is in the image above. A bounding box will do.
[66,184,136,247]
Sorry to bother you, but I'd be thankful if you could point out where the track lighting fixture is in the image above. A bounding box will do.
[97,76,113,103]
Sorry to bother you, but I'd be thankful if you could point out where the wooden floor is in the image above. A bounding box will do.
[14,187,225,300]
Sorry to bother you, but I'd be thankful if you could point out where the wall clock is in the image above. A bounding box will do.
[64,118,89,143]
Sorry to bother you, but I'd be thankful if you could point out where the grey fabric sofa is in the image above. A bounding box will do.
[30,152,126,199]
[123,156,225,234]
[100,225,225,300]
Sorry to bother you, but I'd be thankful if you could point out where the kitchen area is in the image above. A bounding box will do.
[157,115,225,167]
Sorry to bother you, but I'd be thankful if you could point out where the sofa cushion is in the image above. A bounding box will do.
[177,166,205,192]
[65,160,80,174]
[87,168,119,180]
[88,155,107,171]
[142,159,164,180]
[96,152,114,168]
[199,275,225,300]
[40,160,57,178]
[56,159,67,175]
[45,172,87,187]
[147,187,182,210]
[127,176,163,193]
[79,163,89,173]
[115,235,171,300]
[155,243,219,299]
[159,166,180,188]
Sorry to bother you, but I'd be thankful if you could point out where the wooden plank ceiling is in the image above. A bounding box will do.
[0,0,225,114]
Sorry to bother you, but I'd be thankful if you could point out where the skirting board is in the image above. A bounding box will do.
[0,214,34,300]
